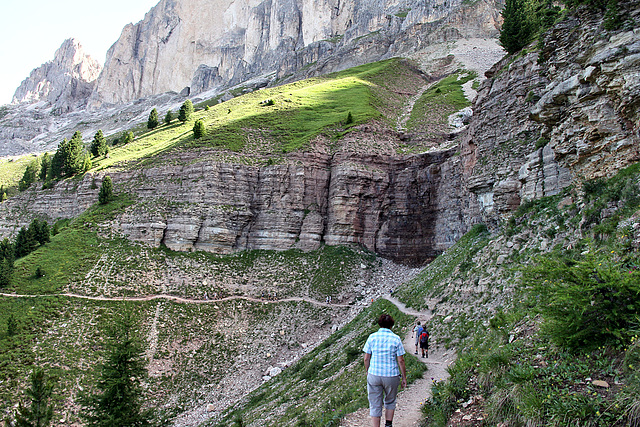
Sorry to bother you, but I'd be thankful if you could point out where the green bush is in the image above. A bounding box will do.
[524,248,640,350]
[193,120,206,139]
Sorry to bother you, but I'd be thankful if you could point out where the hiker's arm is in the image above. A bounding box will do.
[397,355,407,388]
[364,353,371,374]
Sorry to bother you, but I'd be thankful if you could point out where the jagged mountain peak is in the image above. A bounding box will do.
[12,38,102,112]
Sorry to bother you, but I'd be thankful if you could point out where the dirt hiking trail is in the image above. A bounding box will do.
[339,295,453,427]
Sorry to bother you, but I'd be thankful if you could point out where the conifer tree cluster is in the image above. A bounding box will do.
[0,237,14,288]
[0,218,49,288]
[50,131,91,180]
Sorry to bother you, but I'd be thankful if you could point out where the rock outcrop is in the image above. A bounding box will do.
[460,1,640,226]
[12,39,102,113]
[89,0,501,106]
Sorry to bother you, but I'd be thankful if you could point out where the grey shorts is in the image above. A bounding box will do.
[367,373,401,417]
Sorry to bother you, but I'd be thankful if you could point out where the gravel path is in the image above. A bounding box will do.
[339,296,453,427]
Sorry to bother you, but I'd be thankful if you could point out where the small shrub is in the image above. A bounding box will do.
[345,111,354,124]
[193,120,206,139]
[98,176,114,205]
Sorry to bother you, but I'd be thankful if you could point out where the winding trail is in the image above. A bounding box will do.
[0,292,351,308]
[339,295,453,427]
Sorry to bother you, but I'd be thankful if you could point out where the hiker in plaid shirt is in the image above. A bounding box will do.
[363,314,407,427]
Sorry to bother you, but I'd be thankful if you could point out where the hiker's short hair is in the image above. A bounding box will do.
[378,314,395,329]
[417,321,421,325]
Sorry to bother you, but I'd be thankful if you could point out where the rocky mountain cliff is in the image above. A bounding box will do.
[89,0,501,106]
[12,39,102,113]
[460,2,640,226]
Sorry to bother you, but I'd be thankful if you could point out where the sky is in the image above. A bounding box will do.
[0,0,161,105]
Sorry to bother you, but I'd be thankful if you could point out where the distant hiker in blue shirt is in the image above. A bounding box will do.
[363,314,407,427]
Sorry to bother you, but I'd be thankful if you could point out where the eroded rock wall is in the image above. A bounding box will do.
[0,148,463,265]
[461,1,640,226]
[12,39,102,113]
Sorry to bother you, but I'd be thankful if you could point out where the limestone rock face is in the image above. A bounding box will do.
[460,0,640,225]
[12,39,102,112]
[89,0,501,105]
[0,147,464,266]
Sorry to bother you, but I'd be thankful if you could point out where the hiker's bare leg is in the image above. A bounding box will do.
[371,416,381,427]
[386,408,395,424]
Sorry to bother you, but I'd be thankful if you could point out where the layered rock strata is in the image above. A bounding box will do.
[0,147,464,266]
[461,1,640,226]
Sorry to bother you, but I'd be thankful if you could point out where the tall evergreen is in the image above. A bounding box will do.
[90,130,108,158]
[66,131,86,176]
[164,109,173,125]
[14,368,56,427]
[147,108,159,129]
[499,0,534,54]
[81,308,153,426]
[39,153,51,182]
[193,119,206,139]
[178,100,194,123]
[50,139,66,179]
[98,176,114,205]
[19,160,40,191]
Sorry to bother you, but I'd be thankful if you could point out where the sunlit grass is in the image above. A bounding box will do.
[90,59,414,170]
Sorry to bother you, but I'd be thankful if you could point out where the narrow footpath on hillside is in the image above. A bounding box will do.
[0,292,351,308]
[339,295,454,427]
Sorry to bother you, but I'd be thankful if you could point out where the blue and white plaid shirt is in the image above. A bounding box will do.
[363,328,405,377]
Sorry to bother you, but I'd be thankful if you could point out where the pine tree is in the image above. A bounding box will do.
[14,368,56,427]
[81,308,153,426]
[193,120,206,139]
[14,226,38,259]
[66,131,86,176]
[19,160,40,191]
[164,110,173,125]
[178,100,194,123]
[50,139,66,179]
[98,176,114,205]
[39,153,51,182]
[147,108,159,129]
[121,131,135,145]
[90,130,108,158]
[499,0,534,55]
